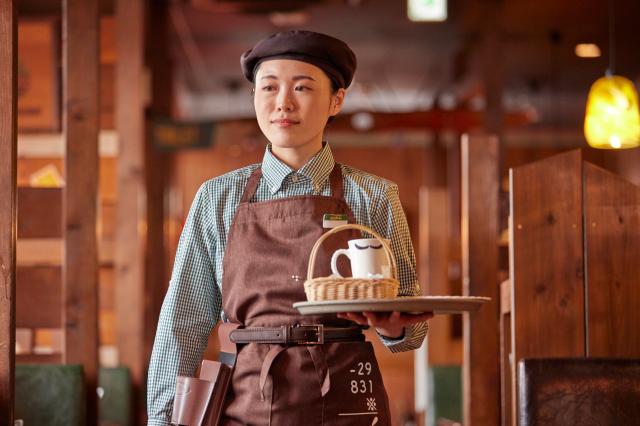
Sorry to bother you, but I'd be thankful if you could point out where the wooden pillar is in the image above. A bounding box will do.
[62,0,100,423]
[0,1,17,423]
[461,134,500,425]
[144,0,172,369]
[115,0,147,421]
[482,0,504,137]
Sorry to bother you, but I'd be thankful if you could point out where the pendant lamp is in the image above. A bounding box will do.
[584,0,640,149]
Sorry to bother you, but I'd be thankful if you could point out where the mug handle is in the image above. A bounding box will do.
[330,249,350,278]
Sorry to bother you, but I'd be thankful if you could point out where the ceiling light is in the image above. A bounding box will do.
[584,0,640,149]
[269,11,309,27]
[584,75,640,149]
[351,112,375,131]
[575,43,601,58]
[407,0,447,22]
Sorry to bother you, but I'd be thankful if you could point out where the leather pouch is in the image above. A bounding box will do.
[171,323,239,426]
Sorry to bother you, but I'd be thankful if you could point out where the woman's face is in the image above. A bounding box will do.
[253,59,345,156]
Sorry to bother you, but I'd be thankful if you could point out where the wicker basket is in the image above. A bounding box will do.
[303,224,400,301]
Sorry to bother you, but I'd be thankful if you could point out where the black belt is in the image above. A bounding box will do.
[229,324,364,345]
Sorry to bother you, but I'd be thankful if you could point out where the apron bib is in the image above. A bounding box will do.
[220,164,391,426]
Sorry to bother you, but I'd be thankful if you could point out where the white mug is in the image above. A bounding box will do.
[330,238,391,279]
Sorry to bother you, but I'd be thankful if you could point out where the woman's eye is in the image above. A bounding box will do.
[261,85,275,92]
[295,85,311,92]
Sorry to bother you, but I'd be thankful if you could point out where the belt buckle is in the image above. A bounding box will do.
[295,324,324,345]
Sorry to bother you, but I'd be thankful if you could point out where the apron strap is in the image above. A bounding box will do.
[240,163,345,204]
[329,163,344,200]
[240,167,263,203]
[259,345,287,401]
[306,345,331,397]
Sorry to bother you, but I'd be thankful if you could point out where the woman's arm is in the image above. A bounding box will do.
[338,181,430,352]
[147,183,221,426]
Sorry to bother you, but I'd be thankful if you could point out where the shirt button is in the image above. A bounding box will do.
[291,175,299,183]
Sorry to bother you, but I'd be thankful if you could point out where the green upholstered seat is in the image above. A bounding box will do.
[15,364,85,426]
[427,365,462,426]
[98,367,132,426]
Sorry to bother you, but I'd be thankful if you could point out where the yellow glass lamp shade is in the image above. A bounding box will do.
[584,75,640,149]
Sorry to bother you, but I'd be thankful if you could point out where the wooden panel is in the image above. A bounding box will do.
[584,163,640,357]
[63,0,100,424]
[510,149,585,357]
[16,266,61,328]
[509,149,586,423]
[420,188,462,365]
[0,1,17,422]
[461,134,500,426]
[17,187,62,238]
[17,18,60,132]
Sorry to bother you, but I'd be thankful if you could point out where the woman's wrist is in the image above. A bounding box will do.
[376,326,405,340]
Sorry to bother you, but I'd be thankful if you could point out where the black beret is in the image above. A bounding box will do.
[240,30,357,89]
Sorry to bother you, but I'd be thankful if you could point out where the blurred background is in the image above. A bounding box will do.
[8,0,640,425]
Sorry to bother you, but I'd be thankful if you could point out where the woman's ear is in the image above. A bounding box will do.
[329,88,346,116]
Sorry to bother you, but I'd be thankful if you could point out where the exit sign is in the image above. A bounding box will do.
[408,0,447,22]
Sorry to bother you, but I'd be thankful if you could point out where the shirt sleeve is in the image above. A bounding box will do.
[147,182,222,425]
[370,182,429,352]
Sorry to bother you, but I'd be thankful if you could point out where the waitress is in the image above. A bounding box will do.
[147,30,432,426]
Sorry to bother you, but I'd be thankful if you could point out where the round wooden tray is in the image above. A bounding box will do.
[293,296,491,315]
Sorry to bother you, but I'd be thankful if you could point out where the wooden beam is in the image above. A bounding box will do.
[329,110,527,133]
[461,134,500,426]
[62,0,100,424]
[115,0,146,421]
[0,0,17,423]
[481,1,504,136]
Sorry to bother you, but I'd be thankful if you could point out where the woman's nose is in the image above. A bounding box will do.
[276,91,294,112]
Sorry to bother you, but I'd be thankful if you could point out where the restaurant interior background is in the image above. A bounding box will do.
[3,0,640,425]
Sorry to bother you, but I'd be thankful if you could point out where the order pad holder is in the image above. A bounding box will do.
[171,323,239,426]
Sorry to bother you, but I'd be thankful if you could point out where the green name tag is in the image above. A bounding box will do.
[322,213,348,228]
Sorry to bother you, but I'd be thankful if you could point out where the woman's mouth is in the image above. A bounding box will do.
[272,119,300,128]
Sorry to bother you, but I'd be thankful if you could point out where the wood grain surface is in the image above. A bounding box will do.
[0,1,17,423]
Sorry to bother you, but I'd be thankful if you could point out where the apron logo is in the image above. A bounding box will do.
[367,397,377,411]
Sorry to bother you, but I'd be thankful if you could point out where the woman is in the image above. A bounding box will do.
[147,30,432,426]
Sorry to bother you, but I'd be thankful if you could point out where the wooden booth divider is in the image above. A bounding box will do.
[505,149,640,424]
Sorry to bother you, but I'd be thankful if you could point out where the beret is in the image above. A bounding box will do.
[240,30,357,89]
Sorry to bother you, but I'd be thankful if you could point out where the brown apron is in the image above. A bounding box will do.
[220,164,392,426]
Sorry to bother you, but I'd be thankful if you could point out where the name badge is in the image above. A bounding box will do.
[322,213,348,228]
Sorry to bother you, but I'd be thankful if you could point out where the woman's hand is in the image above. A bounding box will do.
[337,311,434,339]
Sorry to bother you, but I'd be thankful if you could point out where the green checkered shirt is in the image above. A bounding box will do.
[147,142,428,425]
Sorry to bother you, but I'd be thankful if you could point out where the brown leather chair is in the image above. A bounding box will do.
[517,358,640,426]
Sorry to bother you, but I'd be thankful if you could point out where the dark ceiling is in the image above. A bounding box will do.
[170,0,640,126]
[18,0,640,130]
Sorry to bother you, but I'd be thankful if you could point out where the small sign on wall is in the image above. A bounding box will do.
[150,116,215,151]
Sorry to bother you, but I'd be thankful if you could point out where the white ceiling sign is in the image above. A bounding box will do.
[407,0,447,22]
